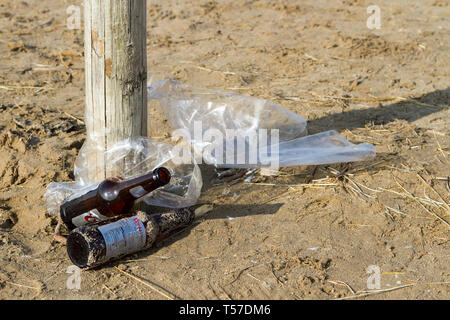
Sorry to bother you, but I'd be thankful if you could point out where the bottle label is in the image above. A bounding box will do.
[72,209,109,228]
[98,216,146,260]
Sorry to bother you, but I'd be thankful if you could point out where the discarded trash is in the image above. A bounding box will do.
[256,130,375,168]
[60,167,171,230]
[46,79,375,228]
[66,208,195,269]
[45,137,203,218]
[148,79,308,142]
[148,79,376,169]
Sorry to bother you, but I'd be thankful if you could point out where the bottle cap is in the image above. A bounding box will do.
[153,167,171,185]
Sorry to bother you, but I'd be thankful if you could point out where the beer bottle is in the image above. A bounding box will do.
[66,208,195,268]
[60,167,171,230]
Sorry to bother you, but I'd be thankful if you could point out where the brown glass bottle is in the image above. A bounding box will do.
[66,208,195,268]
[60,167,171,230]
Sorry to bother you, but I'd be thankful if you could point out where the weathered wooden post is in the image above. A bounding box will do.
[84,0,147,181]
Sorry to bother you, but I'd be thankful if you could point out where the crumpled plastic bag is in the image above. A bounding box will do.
[148,78,308,142]
[45,136,202,216]
[148,79,375,169]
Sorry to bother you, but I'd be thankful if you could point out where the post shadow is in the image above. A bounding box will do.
[306,87,449,134]
[100,203,282,269]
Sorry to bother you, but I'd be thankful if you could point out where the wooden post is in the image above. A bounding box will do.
[84,0,147,181]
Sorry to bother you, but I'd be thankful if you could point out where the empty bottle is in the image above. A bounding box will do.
[66,208,195,268]
[60,167,171,230]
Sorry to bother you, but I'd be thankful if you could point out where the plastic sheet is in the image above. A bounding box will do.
[148,79,308,143]
[229,130,376,168]
[148,79,375,169]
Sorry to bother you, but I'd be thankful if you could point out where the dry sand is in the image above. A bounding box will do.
[0,0,449,299]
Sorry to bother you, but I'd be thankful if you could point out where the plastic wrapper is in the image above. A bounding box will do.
[148,79,375,169]
[148,79,308,142]
[226,130,375,168]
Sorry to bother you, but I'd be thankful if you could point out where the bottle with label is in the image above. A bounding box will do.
[66,208,195,268]
[60,167,171,230]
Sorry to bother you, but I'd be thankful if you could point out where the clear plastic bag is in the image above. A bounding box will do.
[227,130,375,168]
[45,137,202,217]
[148,79,375,169]
[148,79,308,143]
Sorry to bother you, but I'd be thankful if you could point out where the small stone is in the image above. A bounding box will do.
[298,275,313,286]
[0,209,16,229]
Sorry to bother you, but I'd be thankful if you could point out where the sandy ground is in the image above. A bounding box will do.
[0,0,449,300]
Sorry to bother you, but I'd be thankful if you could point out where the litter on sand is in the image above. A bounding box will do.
[45,79,375,268]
